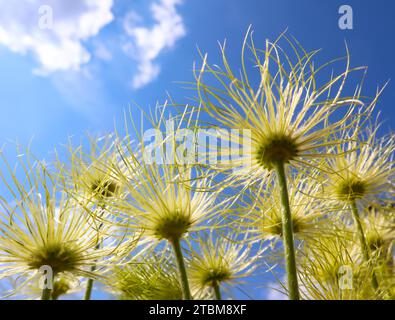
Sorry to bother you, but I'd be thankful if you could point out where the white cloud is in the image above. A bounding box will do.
[264,279,288,300]
[123,0,186,89]
[265,286,287,300]
[0,0,114,74]
[93,42,113,61]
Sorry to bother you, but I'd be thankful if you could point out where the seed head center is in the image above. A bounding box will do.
[201,267,232,287]
[256,136,298,169]
[337,179,367,201]
[91,179,119,199]
[154,213,192,241]
[28,243,81,274]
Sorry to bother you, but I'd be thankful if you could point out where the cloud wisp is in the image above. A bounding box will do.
[123,0,186,89]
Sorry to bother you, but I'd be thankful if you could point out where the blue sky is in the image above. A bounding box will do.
[0,0,394,299]
[0,0,394,157]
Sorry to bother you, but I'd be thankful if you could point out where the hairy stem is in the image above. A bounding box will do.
[274,161,300,300]
[213,282,222,300]
[350,201,379,290]
[171,238,192,300]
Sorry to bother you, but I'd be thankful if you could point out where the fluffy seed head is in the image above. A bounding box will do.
[110,256,183,300]
[194,29,365,189]
[57,135,124,204]
[0,152,133,293]
[153,211,192,241]
[51,278,72,300]
[298,235,378,300]
[325,123,394,205]
[256,135,299,169]
[103,106,223,248]
[242,173,329,241]
[336,179,367,201]
[188,234,257,296]
[28,242,82,274]
[89,178,119,200]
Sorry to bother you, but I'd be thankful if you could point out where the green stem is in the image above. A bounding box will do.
[41,272,54,300]
[84,242,100,300]
[350,201,379,290]
[41,287,52,300]
[171,238,192,300]
[213,283,222,300]
[84,207,105,300]
[274,161,300,300]
[84,274,95,300]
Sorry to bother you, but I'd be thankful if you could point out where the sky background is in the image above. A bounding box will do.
[0,0,394,299]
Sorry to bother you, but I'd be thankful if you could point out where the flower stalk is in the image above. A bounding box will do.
[83,239,101,300]
[350,201,379,290]
[41,287,52,300]
[171,238,192,300]
[84,269,96,300]
[41,273,54,300]
[213,283,222,300]
[274,161,300,300]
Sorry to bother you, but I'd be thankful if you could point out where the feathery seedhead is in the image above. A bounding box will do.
[89,178,119,200]
[260,214,307,237]
[325,123,394,205]
[299,219,394,300]
[243,173,329,241]
[103,105,223,248]
[110,256,183,300]
[28,242,82,274]
[298,234,376,300]
[18,274,78,299]
[336,179,367,201]
[57,135,124,204]
[363,206,394,258]
[256,135,299,170]
[188,234,257,295]
[199,268,233,288]
[51,278,72,300]
[111,161,218,245]
[153,210,192,241]
[0,151,132,293]
[194,29,366,189]
[366,232,384,251]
